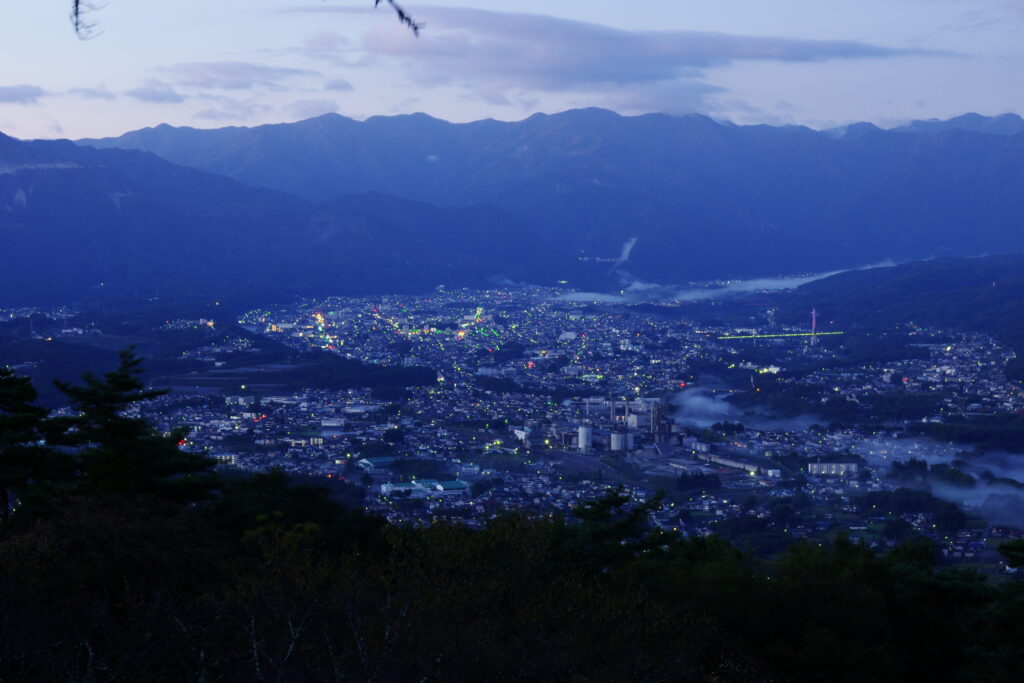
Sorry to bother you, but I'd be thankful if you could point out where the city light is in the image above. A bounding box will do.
[718,331,845,340]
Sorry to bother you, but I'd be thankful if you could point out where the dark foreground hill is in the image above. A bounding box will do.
[2,473,1022,682]
[0,132,571,305]
[82,109,1024,282]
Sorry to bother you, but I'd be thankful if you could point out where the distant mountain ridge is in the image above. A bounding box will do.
[8,109,1024,306]
[893,113,1024,136]
[78,109,1024,283]
[0,134,569,305]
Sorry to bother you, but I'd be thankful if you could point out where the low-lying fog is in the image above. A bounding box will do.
[556,258,898,305]
[672,388,1024,526]
[672,386,821,431]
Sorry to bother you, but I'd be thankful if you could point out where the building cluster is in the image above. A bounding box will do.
[11,288,1022,569]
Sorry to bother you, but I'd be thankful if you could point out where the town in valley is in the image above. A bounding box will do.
[7,281,1021,572]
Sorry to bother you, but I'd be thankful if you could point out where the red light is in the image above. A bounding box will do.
[678,382,687,387]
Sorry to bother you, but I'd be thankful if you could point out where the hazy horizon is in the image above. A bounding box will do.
[3,1,1024,139]
[8,105,1024,142]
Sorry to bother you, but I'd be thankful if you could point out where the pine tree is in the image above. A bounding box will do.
[0,369,73,521]
[54,347,219,501]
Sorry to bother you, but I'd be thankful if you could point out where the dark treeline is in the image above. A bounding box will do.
[2,354,1024,681]
[278,354,437,392]
[910,413,1024,453]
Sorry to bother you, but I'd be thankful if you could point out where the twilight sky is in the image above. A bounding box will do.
[1,1,1022,139]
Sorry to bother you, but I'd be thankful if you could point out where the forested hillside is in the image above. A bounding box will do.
[0,133,570,305]
[786,255,1024,380]
[81,109,1024,282]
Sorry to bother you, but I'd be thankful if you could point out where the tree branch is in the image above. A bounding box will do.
[376,0,422,36]
[70,2,421,38]
[70,1,101,39]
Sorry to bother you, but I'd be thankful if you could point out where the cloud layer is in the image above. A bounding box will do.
[365,8,927,89]
[284,6,939,115]
[67,85,116,101]
[161,62,319,90]
[125,81,186,104]
[0,85,46,105]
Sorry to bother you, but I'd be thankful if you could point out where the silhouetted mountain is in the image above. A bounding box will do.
[80,109,1024,282]
[893,113,1024,136]
[0,135,568,305]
